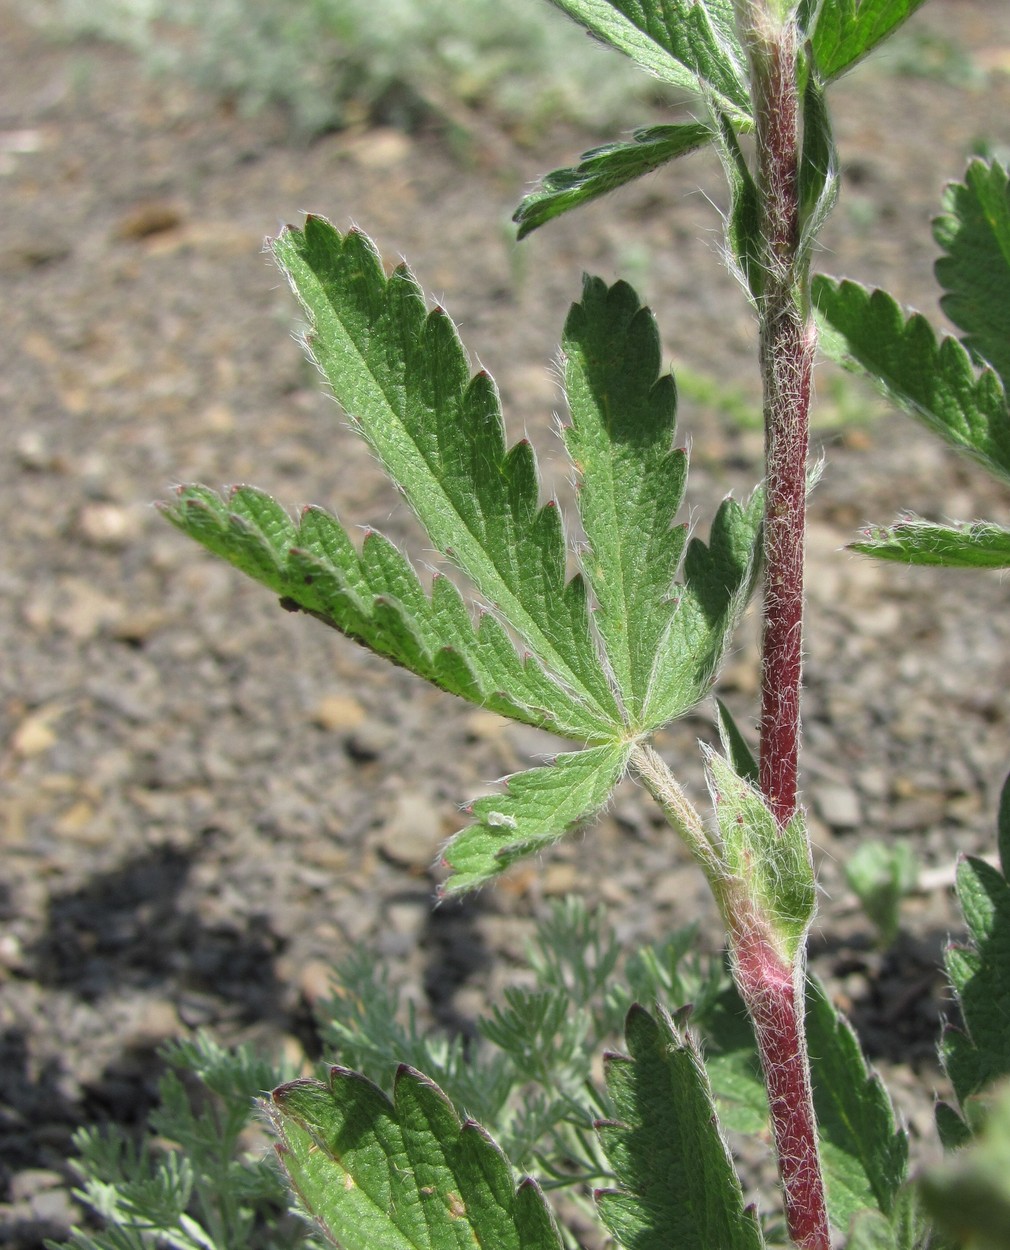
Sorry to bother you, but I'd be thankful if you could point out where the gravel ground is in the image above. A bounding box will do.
[2,1,1010,1244]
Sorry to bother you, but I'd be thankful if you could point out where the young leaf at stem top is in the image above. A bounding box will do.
[514,123,713,240]
[547,0,752,123]
[807,0,931,82]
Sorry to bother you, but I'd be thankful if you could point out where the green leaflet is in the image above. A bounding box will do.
[514,123,713,240]
[797,70,839,265]
[439,742,631,895]
[813,276,1010,487]
[805,978,909,1229]
[850,518,1010,569]
[716,109,764,301]
[808,0,931,81]
[272,219,622,726]
[920,1080,1010,1250]
[940,773,1010,1128]
[706,751,815,963]
[159,486,615,742]
[547,0,751,122]
[563,276,688,720]
[270,1066,564,1250]
[844,1189,933,1250]
[641,489,763,731]
[595,1005,765,1250]
[934,159,1010,395]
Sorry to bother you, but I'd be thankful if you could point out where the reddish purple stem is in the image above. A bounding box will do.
[747,19,829,1250]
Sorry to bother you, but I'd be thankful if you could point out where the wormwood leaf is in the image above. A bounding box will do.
[808,0,930,81]
[562,275,687,719]
[270,1066,563,1250]
[850,518,1010,569]
[706,751,815,963]
[440,742,631,895]
[160,487,614,742]
[805,978,908,1230]
[546,0,751,122]
[595,1005,765,1250]
[934,159,1010,394]
[813,276,1010,487]
[940,774,1010,1129]
[514,123,713,240]
[272,218,622,727]
[641,488,763,732]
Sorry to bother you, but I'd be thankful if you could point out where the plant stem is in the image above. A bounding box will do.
[741,8,827,1247]
[750,12,815,830]
[730,911,826,1250]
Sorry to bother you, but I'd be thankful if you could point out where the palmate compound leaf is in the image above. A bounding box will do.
[849,517,1010,569]
[807,0,931,82]
[939,773,1010,1145]
[813,276,1010,488]
[934,160,1010,396]
[271,218,622,729]
[594,1004,765,1250]
[514,123,713,240]
[159,486,615,743]
[270,1065,563,1250]
[547,0,751,123]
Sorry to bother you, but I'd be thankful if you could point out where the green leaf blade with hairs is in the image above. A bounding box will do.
[934,159,1010,394]
[562,275,688,720]
[813,276,1010,487]
[941,773,1010,1125]
[706,751,815,963]
[546,0,751,122]
[641,487,763,732]
[809,0,930,81]
[272,218,623,728]
[850,518,1010,569]
[440,741,631,895]
[805,978,909,1230]
[270,1066,564,1250]
[514,123,713,239]
[595,1005,765,1250]
[161,487,616,742]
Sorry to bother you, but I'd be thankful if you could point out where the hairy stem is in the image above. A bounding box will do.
[731,918,824,1250]
[742,8,827,1248]
[751,14,815,830]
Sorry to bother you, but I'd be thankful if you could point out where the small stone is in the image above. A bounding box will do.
[375,790,444,869]
[10,1168,63,1204]
[814,783,863,831]
[346,720,398,762]
[124,999,182,1049]
[114,200,184,241]
[10,702,66,757]
[77,501,133,549]
[311,693,367,731]
[299,959,336,1005]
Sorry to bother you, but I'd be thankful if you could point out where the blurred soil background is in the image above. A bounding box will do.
[2,0,1010,1243]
